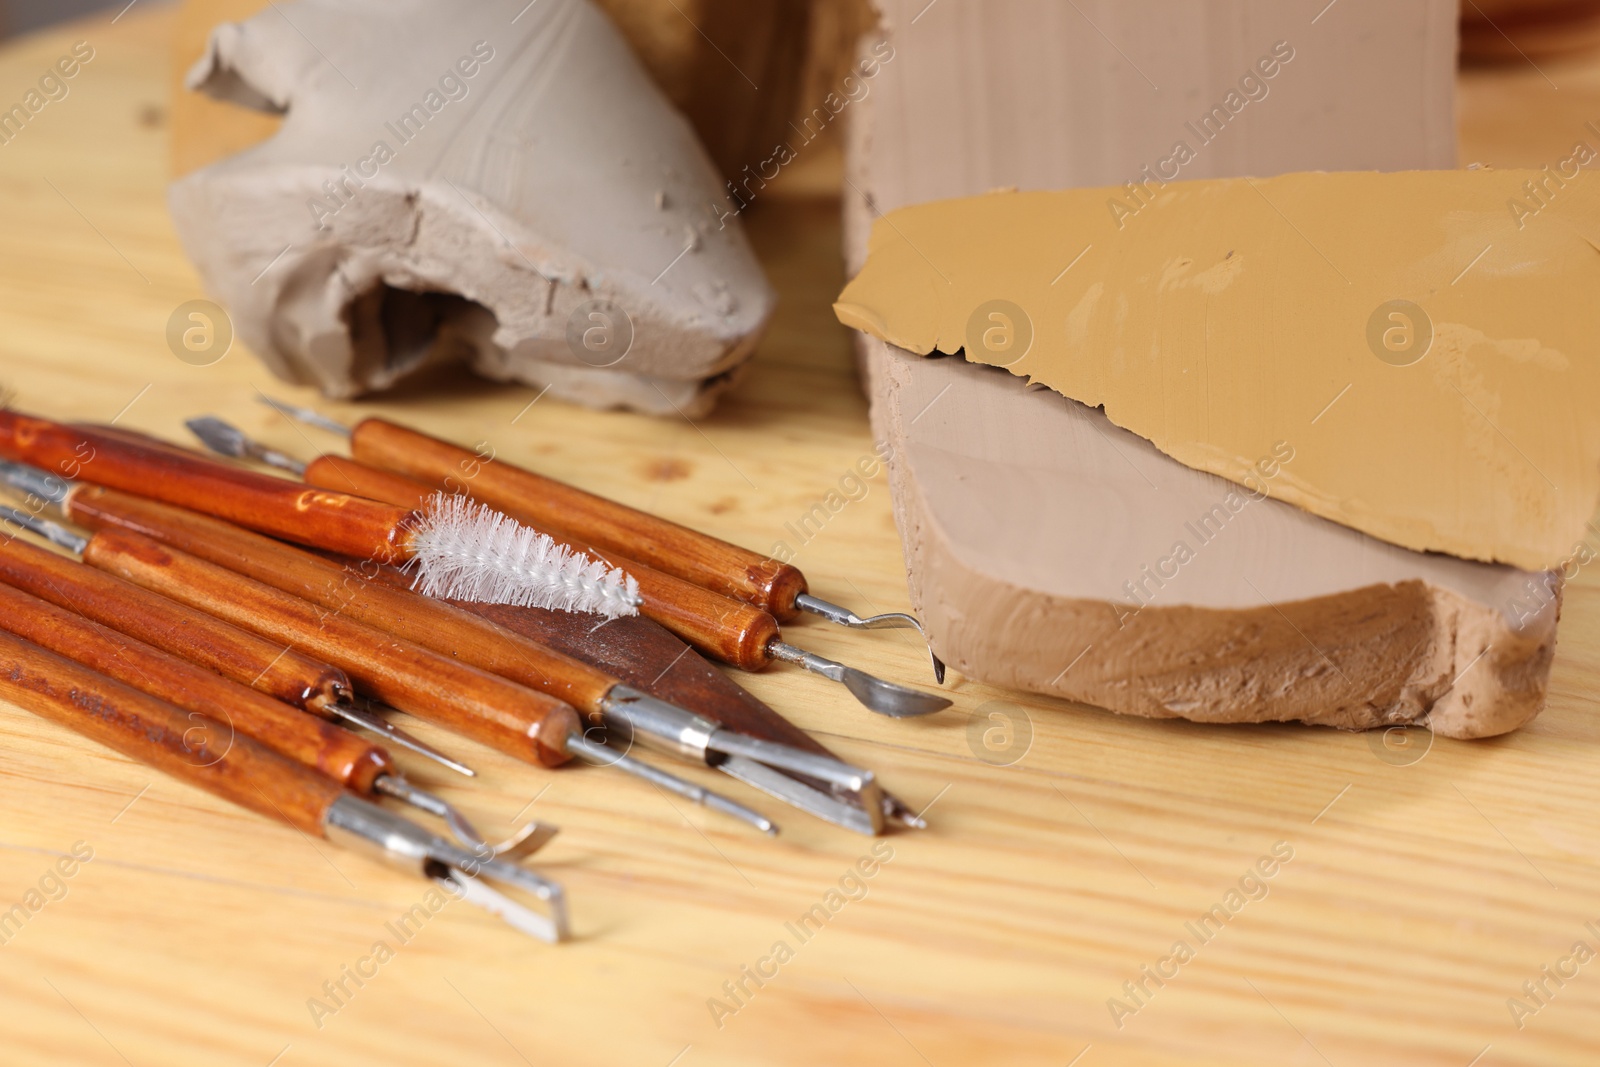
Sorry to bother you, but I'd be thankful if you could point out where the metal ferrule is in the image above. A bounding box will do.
[767,640,845,680]
[326,793,469,877]
[598,685,718,763]
[0,503,88,554]
[0,459,74,508]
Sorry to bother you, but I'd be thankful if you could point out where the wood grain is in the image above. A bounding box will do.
[0,8,1598,1066]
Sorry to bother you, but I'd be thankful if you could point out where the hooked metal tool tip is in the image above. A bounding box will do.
[373,775,559,859]
[767,642,951,718]
[327,796,570,943]
[794,593,945,686]
[186,416,307,475]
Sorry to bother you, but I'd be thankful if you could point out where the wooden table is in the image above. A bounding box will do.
[1,9,1597,1066]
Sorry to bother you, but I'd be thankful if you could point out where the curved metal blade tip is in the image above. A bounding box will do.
[931,652,946,686]
[490,821,561,861]
[795,594,928,633]
[840,668,952,718]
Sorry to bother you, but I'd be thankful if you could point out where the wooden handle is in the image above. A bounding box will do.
[0,630,346,835]
[0,532,353,714]
[68,485,618,714]
[349,417,809,619]
[0,582,391,793]
[458,601,836,757]
[80,527,580,767]
[304,455,780,671]
[0,410,414,561]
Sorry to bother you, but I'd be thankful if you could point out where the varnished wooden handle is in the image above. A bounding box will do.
[303,455,781,671]
[0,410,414,561]
[0,630,347,835]
[81,527,580,767]
[68,485,618,714]
[0,582,391,793]
[0,532,354,714]
[349,417,809,620]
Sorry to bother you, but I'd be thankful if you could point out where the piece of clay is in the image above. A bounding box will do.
[834,0,1562,735]
[838,171,1600,572]
[872,341,1558,738]
[170,0,774,416]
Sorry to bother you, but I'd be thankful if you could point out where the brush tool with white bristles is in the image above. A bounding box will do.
[409,494,640,617]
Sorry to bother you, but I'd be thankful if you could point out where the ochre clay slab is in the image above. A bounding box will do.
[837,171,1600,570]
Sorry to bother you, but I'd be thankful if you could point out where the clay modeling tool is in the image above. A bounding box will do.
[0,581,526,852]
[0,630,569,941]
[188,416,950,717]
[0,410,640,618]
[0,503,777,835]
[254,398,945,680]
[38,476,887,835]
[0,497,470,778]
[456,600,927,831]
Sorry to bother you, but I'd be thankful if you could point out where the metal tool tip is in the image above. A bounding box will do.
[185,416,248,457]
[704,790,779,836]
[931,653,947,686]
[258,395,352,436]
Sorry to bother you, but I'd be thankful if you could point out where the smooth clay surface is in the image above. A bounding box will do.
[838,170,1600,571]
[869,340,1560,738]
[171,0,774,415]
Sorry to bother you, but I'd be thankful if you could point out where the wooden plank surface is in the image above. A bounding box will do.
[0,8,1596,1066]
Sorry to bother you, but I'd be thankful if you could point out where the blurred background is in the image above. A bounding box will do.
[0,0,123,37]
[5,0,1600,60]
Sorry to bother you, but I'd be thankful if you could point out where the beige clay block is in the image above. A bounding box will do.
[837,169,1600,570]
[870,339,1561,739]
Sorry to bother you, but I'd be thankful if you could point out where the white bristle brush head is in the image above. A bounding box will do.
[408,493,641,618]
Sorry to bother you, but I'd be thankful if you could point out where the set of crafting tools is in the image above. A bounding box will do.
[0,398,946,943]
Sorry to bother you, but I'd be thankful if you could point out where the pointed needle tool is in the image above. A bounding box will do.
[329,698,477,778]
